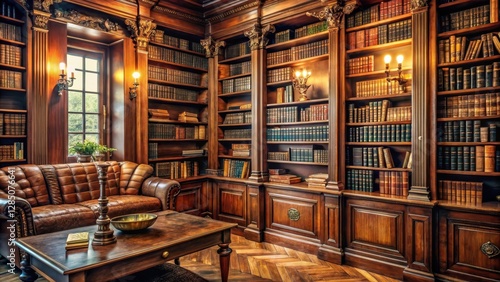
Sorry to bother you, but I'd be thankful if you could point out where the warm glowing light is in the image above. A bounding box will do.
[295,71,301,78]
[59,62,66,73]
[132,71,140,80]
[384,55,391,64]
[396,55,404,64]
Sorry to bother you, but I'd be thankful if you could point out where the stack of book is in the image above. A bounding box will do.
[178,111,198,123]
[65,231,89,250]
[148,109,170,121]
[231,144,250,157]
[268,169,301,184]
[305,173,329,188]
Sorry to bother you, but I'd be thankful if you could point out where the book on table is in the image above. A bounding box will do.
[65,232,89,250]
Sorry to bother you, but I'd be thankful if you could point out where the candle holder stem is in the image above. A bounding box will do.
[92,162,117,246]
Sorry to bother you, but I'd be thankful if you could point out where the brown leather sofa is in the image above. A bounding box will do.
[0,161,180,266]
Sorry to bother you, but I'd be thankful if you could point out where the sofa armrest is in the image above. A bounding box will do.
[0,192,35,237]
[141,177,181,210]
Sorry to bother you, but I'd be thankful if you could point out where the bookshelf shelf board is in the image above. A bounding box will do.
[346,39,412,55]
[437,22,500,39]
[218,154,251,160]
[218,138,252,142]
[267,160,328,166]
[149,155,207,162]
[438,200,500,213]
[346,120,412,126]
[218,72,251,81]
[347,165,411,172]
[346,142,411,146]
[0,15,24,25]
[346,93,412,101]
[267,54,329,69]
[148,58,207,73]
[437,115,500,122]
[266,30,329,52]
[148,97,207,106]
[267,141,328,145]
[437,55,500,68]
[0,86,25,93]
[267,98,329,108]
[0,135,26,138]
[149,138,207,142]
[0,37,25,47]
[0,159,26,163]
[0,108,27,113]
[219,54,251,64]
[437,86,500,96]
[437,170,500,177]
[174,175,208,183]
[438,0,489,10]
[343,190,410,201]
[0,63,26,71]
[218,108,251,114]
[267,120,328,126]
[267,80,292,87]
[437,142,500,146]
[346,13,412,33]
[218,90,252,97]
[345,68,411,79]
[149,41,205,57]
[218,123,251,128]
[148,78,207,90]
[148,119,208,125]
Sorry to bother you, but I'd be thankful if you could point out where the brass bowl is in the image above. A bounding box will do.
[111,213,158,232]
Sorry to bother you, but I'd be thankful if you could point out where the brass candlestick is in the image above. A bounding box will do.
[292,69,311,101]
[92,162,117,246]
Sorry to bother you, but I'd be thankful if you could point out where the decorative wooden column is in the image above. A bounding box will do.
[125,17,156,164]
[244,23,274,183]
[92,162,117,246]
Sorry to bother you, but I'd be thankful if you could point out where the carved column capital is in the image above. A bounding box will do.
[34,0,62,13]
[32,10,51,29]
[125,17,156,51]
[307,0,359,29]
[244,23,275,51]
[411,0,429,11]
[200,36,226,58]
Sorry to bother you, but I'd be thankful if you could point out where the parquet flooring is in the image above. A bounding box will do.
[0,234,400,281]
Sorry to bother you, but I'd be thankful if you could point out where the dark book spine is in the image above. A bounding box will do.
[470,66,477,89]
[485,64,493,87]
[470,146,476,171]
[456,67,463,89]
[476,65,485,88]
[493,62,500,87]
[450,146,457,170]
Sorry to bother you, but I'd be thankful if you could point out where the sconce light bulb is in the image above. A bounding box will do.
[132,71,140,79]
[302,69,307,77]
[295,71,301,78]
[396,55,404,64]
[384,55,391,64]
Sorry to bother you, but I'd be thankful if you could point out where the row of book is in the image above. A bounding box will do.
[437,145,500,172]
[221,76,251,94]
[439,4,490,33]
[148,65,204,86]
[0,142,24,160]
[437,180,483,206]
[346,19,412,50]
[346,0,411,29]
[348,100,411,123]
[225,42,250,59]
[221,159,250,179]
[266,40,328,66]
[299,104,328,122]
[346,55,374,75]
[218,61,251,78]
[0,44,21,66]
[438,121,497,143]
[267,148,328,163]
[267,125,329,142]
[147,83,201,102]
[0,113,26,135]
[154,161,200,179]
[346,169,374,192]
[275,85,294,103]
[148,143,159,159]
[348,124,411,143]
[348,147,412,169]
[267,67,292,83]
[267,104,328,124]
[222,128,251,139]
[1,2,20,19]
[222,111,251,124]
[273,21,328,44]
[148,124,206,140]
[354,77,408,97]
[438,92,500,118]
[148,45,208,70]
[379,171,410,196]
[151,31,204,54]
[305,173,328,189]
[0,22,22,42]
[439,33,500,64]
[0,70,22,89]
[438,63,500,91]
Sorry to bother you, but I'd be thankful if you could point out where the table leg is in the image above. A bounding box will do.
[217,243,232,282]
[19,253,38,282]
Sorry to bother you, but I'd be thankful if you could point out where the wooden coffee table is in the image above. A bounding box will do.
[16,210,237,282]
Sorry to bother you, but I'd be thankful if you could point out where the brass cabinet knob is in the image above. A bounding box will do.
[162,251,169,259]
[481,241,500,259]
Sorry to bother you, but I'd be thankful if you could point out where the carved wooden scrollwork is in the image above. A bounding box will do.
[54,9,120,32]
[126,18,156,51]
[244,23,275,51]
[307,0,359,29]
[200,36,226,58]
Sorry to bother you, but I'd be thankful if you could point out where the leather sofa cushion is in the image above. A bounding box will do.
[0,165,50,207]
[32,204,97,234]
[120,162,153,195]
[77,195,162,219]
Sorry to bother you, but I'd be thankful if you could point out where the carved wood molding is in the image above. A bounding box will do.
[306,0,359,29]
[125,17,156,50]
[32,10,51,29]
[153,6,205,24]
[244,23,275,51]
[34,0,62,13]
[200,36,226,58]
[53,8,121,32]
[411,0,429,11]
[206,1,260,24]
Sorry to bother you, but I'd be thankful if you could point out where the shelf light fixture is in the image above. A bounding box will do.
[384,54,407,90]
[292,68,312,101]
[57,62,75,96]
[129,71,140,100]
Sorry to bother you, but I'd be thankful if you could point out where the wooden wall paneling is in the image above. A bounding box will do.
[64,0,137,20]
[318,192,343,264]
[215,181,248,235]
[244,183,265,242]
[175,180,206,215]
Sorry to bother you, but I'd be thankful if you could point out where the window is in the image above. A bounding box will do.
[67,51,103,153]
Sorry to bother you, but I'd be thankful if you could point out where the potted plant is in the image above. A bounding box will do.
[69,140,99,163]
[93,144,117,162]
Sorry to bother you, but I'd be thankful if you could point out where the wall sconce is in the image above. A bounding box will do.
[384,55,407,90]
[57,62,75,96]
[129,71,140,100]
[292,69,312,101]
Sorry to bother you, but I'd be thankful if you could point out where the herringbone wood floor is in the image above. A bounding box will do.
[0,234,400,281]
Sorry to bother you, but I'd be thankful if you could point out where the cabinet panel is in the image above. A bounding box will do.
[175,181,204,215]
[215,181,247,227]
